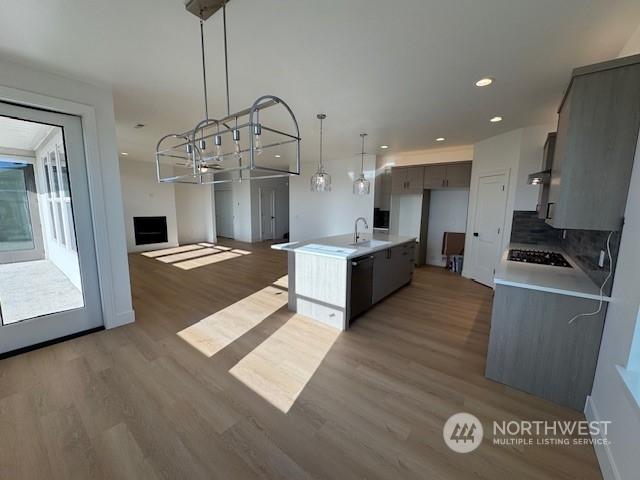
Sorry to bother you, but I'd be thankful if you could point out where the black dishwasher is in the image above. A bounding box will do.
[349,255,374,324]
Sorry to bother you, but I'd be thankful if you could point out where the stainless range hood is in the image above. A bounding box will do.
[527,169,551,185]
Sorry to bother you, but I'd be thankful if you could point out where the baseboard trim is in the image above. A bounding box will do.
[585,395,621,480]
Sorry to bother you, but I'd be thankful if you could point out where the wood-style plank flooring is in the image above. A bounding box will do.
[0,240,602,479]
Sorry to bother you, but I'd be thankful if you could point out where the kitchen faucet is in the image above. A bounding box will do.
[354,217,369,243]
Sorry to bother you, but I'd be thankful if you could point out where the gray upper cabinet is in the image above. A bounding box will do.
[546,54,640,231]
[445,163,472,188]
[424,162,471,189]
[391,166,424,194]
[423,165,447,189]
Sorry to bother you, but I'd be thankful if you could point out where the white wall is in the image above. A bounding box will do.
[175,182,215,245]
[586,33,640,480]
[289,154,376,241]
[389,193,422,238]
[462,125,553,280]
[119,159,178,252]
[426,189,469,267]
[0,58,134,328]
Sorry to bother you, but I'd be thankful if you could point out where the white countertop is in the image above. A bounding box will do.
[271,233,416,259]
[494,243,611,302]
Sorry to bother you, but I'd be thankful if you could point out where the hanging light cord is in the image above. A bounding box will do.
[199,17,209,121]
[222,0,231,117]
[568,231,614,324]
[360,134,366,174]
[319,116,324,171]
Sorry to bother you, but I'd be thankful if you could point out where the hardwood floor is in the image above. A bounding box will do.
[0,240,602,479]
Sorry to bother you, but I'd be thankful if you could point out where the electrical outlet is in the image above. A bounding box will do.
[598,250,606,268]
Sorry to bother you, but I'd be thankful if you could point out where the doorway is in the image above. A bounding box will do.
[470,173,507,287]
[214,189,234,239]
[259,183,289,241]
[0,102,102,354]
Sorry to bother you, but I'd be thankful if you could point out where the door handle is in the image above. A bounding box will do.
[473,232,479,237]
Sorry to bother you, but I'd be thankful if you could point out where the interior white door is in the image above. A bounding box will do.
[274,187,289,239]
[0,102,102,354]
[259,188,274,240]
[470,173,507,287]
[214,189,234,239]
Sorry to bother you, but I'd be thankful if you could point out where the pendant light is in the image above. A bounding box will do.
[311,113,331,192]
[353,133,371,195]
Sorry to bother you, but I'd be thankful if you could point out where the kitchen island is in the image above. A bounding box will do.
[272,233,416,330]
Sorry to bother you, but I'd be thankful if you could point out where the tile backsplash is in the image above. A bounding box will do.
[510,211,621,295]
[510,211,561,245]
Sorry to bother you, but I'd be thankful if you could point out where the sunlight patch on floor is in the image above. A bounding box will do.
[177,277,289,357]
[156,247,222,263]
[173,251,242,270]
[229,314,340,413]
[141,243,252,270]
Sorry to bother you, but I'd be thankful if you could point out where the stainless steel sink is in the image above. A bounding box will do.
[349,239,391,248]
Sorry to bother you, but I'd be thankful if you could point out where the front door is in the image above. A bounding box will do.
[470,173,507,287]
[0,102,102,354]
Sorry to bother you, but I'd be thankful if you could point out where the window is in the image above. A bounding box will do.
[41,144,76,251]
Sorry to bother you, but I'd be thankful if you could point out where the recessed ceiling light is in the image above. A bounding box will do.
[436,137,445,142]
[475,77,494,87]
[121,152,129,156]
[274,154,281,158]
[380,145,389,149]
[490,116,503,123]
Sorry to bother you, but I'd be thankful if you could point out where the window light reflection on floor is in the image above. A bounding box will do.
[229,314,340,413]
[141,243,252,270]
[177,276,289,357]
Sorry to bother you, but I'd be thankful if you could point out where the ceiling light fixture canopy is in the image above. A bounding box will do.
[353,133,371,195]
[155,0,301,185]
[311,113,331,192]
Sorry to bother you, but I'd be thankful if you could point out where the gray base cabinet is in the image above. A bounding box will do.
[372,242,415,303]
[485,285,606,411]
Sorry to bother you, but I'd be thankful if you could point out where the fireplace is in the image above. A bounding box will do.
[133,216,168,245]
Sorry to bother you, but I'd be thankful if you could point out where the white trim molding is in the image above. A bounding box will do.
[585,396,621,480]
[0,77,134,330]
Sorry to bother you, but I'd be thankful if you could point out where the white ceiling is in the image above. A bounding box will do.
[0,0,639,163]
[0,116,53,151]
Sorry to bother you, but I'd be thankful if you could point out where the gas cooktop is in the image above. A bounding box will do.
[507,249,572,268]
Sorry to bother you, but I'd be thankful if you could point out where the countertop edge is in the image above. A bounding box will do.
[494,278,611,302]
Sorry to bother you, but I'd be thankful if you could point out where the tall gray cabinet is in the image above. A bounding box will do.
[546,54,640,231]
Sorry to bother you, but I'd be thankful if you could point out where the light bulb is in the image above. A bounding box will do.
[214,135,223,161]
[253,124,263,156]
[230,129,242,161]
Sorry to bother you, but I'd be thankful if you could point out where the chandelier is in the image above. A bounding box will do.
[155,0,301,184]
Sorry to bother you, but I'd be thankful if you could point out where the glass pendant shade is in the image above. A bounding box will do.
[353,132,371,195]
[311,169,331,192]
[311,113,331,192]
[353,175,370,195]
